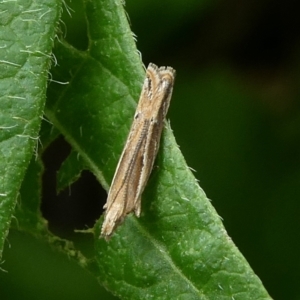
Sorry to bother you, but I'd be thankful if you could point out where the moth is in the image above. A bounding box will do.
[101,63,176,239]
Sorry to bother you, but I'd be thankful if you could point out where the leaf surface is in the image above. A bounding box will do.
[0,0,61,260]
[45,0,271,299]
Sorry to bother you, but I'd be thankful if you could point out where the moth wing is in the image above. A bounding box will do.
[133,68,174,210]
[101,120,148,238]
[101,63,175,239]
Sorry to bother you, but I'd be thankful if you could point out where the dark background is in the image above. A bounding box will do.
[1,0,300,299]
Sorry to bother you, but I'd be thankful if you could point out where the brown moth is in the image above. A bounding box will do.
[101,63,176,239]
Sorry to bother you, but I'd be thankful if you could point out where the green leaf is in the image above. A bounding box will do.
[56,149,86,193]
[0,0,61,260]
[94,130,270,299]
[13,157,46,235]
[45,0,271,299]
